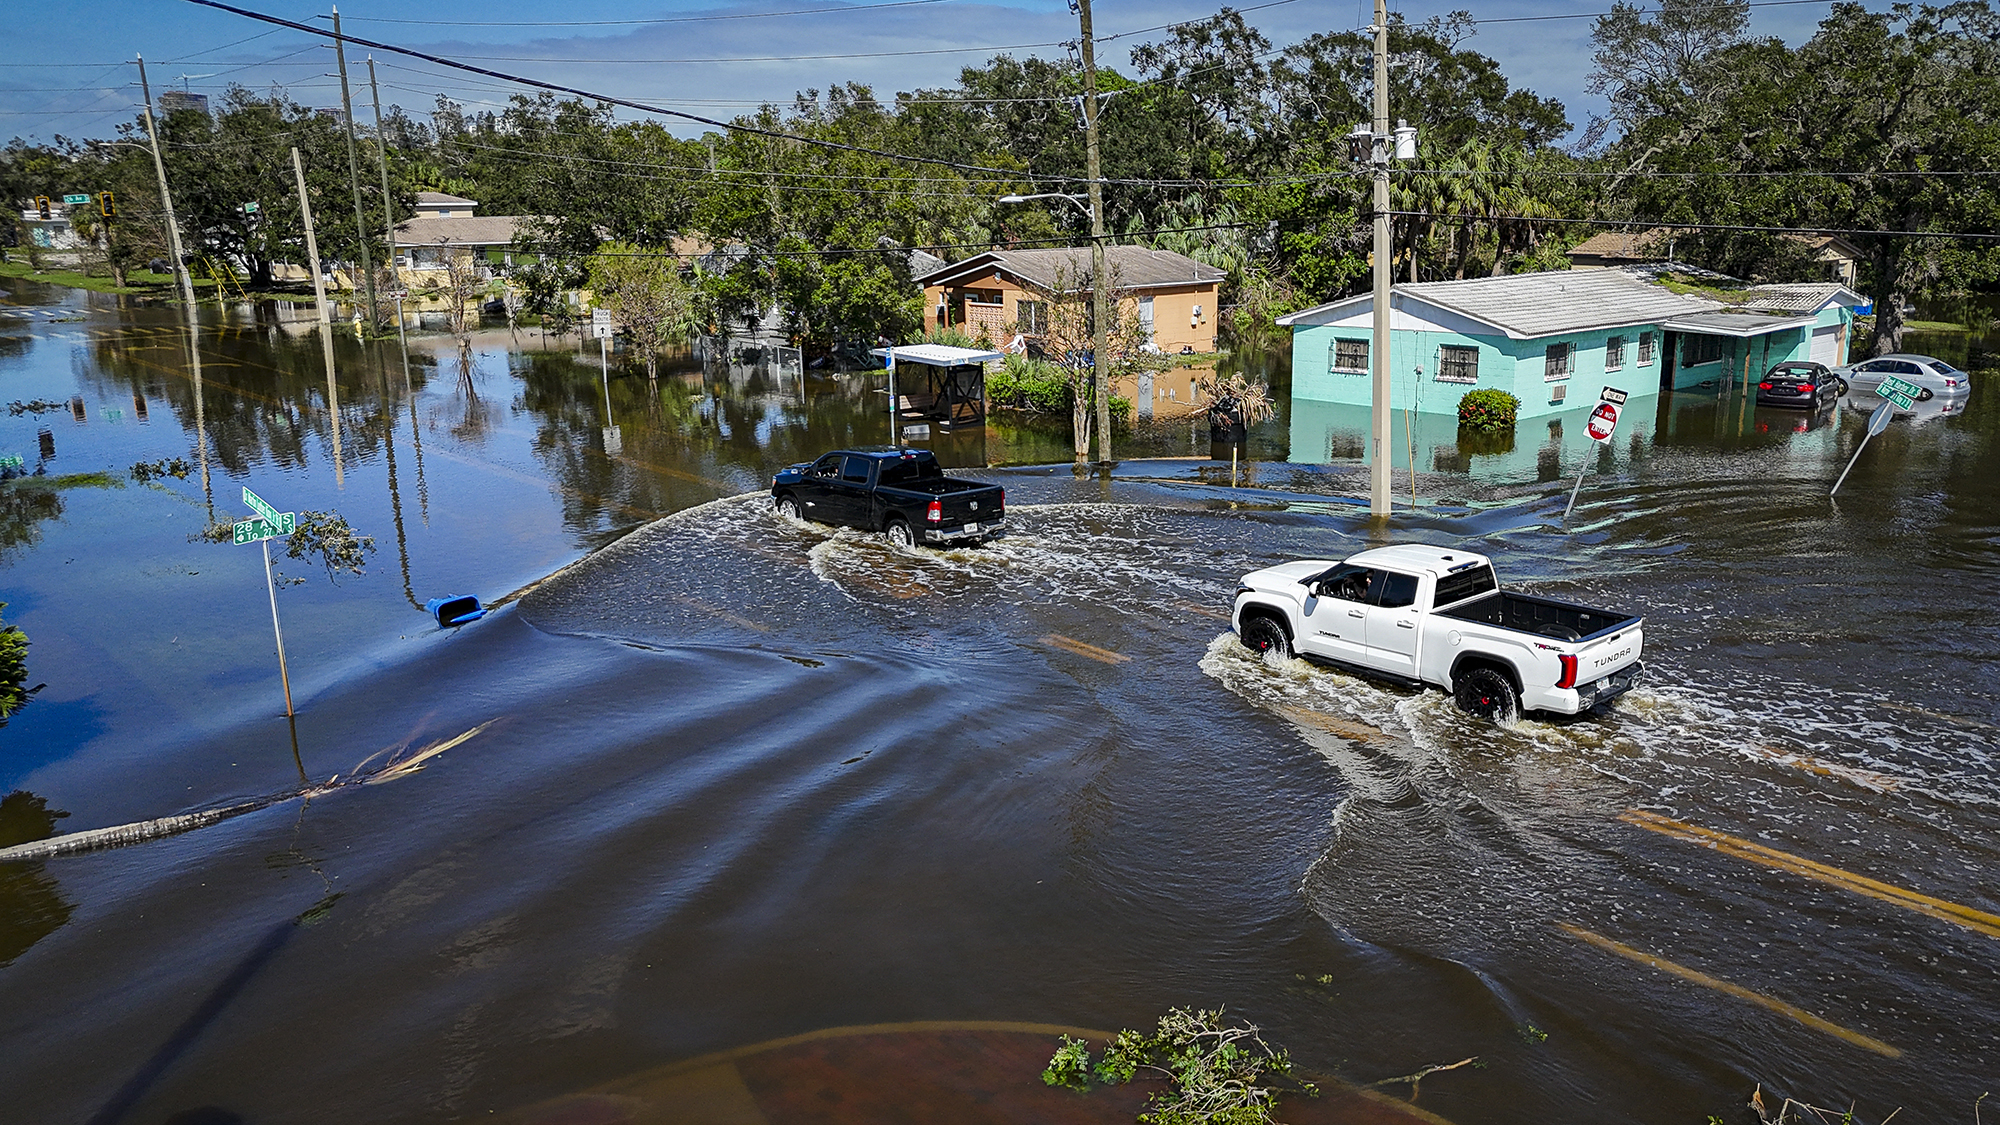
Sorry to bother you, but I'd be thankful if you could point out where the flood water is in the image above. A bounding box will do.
[2,280,1996,1125]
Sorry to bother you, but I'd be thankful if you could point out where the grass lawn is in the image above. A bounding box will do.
[0,259,324,303]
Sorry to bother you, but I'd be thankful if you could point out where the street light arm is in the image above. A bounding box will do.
[997,192,1094,220]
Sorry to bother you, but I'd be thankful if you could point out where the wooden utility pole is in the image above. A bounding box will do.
[293,147,345,487]
[366,55,411,349]
[1076,0,1112,466]
[135,57,197,311]
[138,56,212,513]
[331,7,380,333]
[1370,0,1393,517]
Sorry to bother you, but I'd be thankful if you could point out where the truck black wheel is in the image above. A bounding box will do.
[776,495,802,522]
[1454,667,1520,724]
[1240,615,1291,661]
[885,518,915,549]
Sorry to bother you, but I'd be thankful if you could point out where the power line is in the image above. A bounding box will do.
[1384,209,2000,242]
[178,0,1099,184]
[422,41,1071,65]
[327,0,953,27]
[1467,0,1835,23]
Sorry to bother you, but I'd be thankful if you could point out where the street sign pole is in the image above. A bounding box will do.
[1563,462,1591,521]
[261,535,295,717]
[886,346,897,444]
[1565,389,1626,520]
[239,487,296,716]
[1832,401,1895,497]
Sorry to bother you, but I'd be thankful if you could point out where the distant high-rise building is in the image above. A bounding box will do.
[159,91,210,117]
[316,107,348,125]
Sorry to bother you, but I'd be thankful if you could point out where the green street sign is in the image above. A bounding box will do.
[1877,375,1922,401]
[233,512,295,545]
[1885,389,1916,410]
[62,193,90,205]
[242,486,281,525]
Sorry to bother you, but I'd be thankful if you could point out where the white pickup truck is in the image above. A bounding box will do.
[1232,545,1643,722]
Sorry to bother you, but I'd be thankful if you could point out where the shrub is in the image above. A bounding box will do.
[987,354,1072,414]
[1041,1007,1314,1125]
[0,602,29,722]
[1457,388,1519,432]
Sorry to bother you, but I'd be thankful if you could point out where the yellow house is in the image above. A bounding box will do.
[916,246,1225,354]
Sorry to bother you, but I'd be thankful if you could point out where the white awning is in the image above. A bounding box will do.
[870,344,1005,365]
[1660,311,1817,338]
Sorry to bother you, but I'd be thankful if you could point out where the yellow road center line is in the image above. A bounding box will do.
[1171,598,1232,621]
[1620,809,2000,940]
[1041,634,1131,664]
[1749,745,1906,793]
[1277,704,1390,746]
[671,595,770,633]
[1878,699,2000,732]
[1557,923,1902,1058]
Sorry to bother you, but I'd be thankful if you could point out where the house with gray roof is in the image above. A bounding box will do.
[916,245,1225,353]
[1275,267,1867,420]
[391,193,552,282]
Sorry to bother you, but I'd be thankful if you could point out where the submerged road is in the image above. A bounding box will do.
[1,280,1995,1123]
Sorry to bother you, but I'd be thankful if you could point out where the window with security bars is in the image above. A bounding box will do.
[1606,335,1626,370]
[1015,300,1046,335]
[1330,338,1368,373]
[1684,334,1724,366]
[1545,342,1572,381]
[1436,345,1479,383]
[1638,332,1656,365]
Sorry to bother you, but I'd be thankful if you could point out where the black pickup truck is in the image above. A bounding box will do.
[772,448,1006,548]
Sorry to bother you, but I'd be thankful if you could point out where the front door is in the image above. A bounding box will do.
[796,453,844,521]
[1660,330,1680,390]
[1297,564,1373,665]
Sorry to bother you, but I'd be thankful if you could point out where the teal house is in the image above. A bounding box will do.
[1276,268,1868,420]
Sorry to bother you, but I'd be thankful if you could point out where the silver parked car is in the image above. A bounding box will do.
[1832,353,1973,400]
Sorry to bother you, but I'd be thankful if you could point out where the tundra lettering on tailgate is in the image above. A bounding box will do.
[1594,646,1633,669]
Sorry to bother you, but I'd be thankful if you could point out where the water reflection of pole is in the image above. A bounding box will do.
[379,346,419,609]
[137,56,211,515]
[291,147,345,488]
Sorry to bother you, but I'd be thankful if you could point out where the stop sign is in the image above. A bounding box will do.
[1586,401,1621,443]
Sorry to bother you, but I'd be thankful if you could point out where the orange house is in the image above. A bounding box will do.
[916,246,1225,354]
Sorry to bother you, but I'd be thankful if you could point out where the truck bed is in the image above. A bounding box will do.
[1436,591,1638,642]
[879,477,993,497]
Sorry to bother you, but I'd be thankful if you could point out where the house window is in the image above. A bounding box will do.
[965,288,1003,305]
[1606,335,1626,370]
[1016,300,1046,335]
[1684,334,1723,366]
[1638,332,1655,365]
[1330,338,1368,374]
[1545,342,1571,382]
[1437,345,1479,383]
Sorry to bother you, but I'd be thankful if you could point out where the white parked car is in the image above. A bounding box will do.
[1233,545,1644,723]
[1833,353,1972,400]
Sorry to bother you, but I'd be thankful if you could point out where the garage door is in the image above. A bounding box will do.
[1810,324,1843,365]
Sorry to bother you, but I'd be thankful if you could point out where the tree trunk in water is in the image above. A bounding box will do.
[1072,384,1091,466]
[1865,241,1905,357]
[249,259,274,291]
[1871,293,1908,357]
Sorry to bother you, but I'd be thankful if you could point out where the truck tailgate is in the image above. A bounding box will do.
[1576,622,1642,681]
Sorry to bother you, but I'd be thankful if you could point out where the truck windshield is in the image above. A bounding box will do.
[1433,564,1497,607]
[878,455,943,485]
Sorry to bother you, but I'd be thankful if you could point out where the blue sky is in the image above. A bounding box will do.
[2,0,1845,147]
